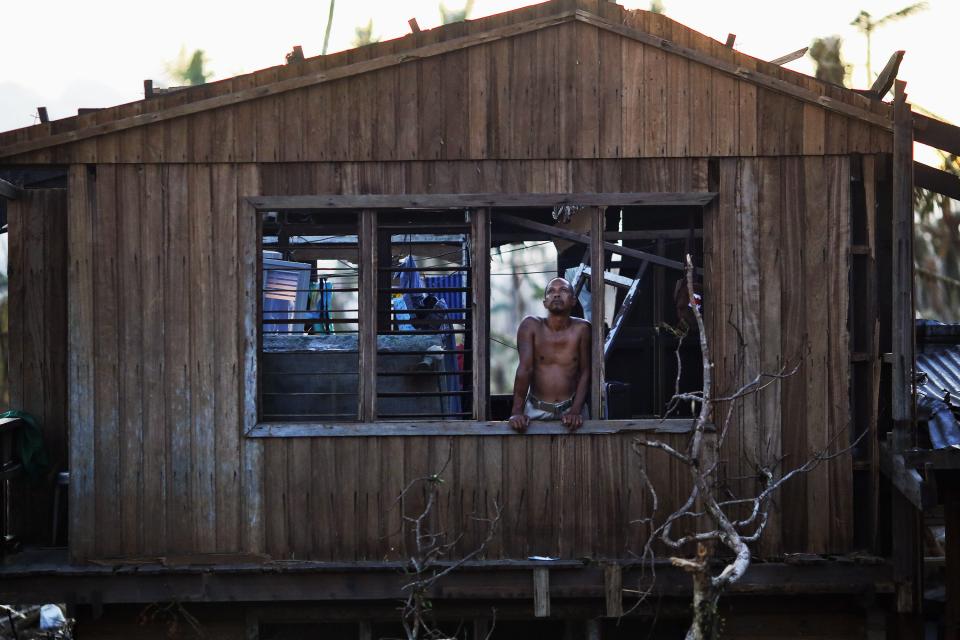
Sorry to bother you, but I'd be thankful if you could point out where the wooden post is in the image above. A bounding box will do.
[590,207,606,419]
[604,563,623,617]
[585,619,601,640]
[533,567,550,617]
[471,208,490,420]
[358,620,372,640]
[891,80,914,451]
[359,209,378,422]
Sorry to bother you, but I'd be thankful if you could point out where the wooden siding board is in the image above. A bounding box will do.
[191,165,218,552]
[93,165,121,557]
[232,74,258,162]
[827,156,853,551]
[757,88,785,156]
[576,21,601,158]
[41,189,69,527]
[480,436,504,558]
[598,27,623,158]
[712,44,739,156]
[212,165,241,552]
[141,164,168,554]
[620,38,644,157]
[509,33,536,159]
[557,21,579,158]
[641,20,667,157]
[758,158,783,556]
[118,165,145,555]
[164,164,193,553]
[736,158,761,531]
[802,104,826,155]
[780,157,808,551]
[239,166,264,554]
[803,156,830,554]
[68,166,96,560]
[665,23,690,157]
[467,43,490,158]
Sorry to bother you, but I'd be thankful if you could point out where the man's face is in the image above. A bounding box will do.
[543,278,575,314]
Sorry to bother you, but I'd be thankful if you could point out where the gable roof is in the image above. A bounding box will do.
[0,0,892,161]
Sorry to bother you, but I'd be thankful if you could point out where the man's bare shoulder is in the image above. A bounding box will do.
[517,316,544,331]
[570,317,590,331]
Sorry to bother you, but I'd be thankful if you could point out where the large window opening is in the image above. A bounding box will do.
[253,195,710,433]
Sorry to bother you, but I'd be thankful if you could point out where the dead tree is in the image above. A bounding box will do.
[393,444,501,640]
[632,255,863,640]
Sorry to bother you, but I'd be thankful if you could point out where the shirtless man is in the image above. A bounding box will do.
[508,277,591,432]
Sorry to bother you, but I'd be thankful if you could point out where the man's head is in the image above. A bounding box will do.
[543,277,576,315]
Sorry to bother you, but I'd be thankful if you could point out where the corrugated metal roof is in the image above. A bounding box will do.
[917,347,960,399]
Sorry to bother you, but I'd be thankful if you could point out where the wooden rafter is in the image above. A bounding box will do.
[913,112,960,156]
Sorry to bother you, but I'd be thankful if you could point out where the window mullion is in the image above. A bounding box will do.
[359,209,378,422]
[590,206,606,419]
[470,207,490,421]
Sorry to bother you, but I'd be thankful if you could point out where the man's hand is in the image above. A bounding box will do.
[561,410,583,431]
[508,413,530,433]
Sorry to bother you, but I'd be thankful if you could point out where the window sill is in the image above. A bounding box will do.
[246,419,699,437]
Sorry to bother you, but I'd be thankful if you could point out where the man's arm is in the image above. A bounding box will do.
[562,321,592,430]
[508,317,536,432]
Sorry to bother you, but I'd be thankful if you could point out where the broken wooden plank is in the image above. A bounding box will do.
[770,47,808,66]
[869,51,904,99]
[914,160,960,201]
[913,112,960,156]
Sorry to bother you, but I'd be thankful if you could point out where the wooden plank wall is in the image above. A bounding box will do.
[705,157,853,555]
[66,164,263,559]
[6,20,891,166]
[7,189,68,543]
[61,156,853,560]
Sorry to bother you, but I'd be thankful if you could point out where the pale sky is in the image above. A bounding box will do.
[1,0,955,166]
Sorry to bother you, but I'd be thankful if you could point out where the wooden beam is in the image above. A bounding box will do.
[724,33,736,48]
[914,161,960,201]
[902,447,960,470]
[249,192,716,210]
[605,229,704,240]
[246,417,701,437]
[143,79,154,98]
[0,178,22,200]
[769,47,808,66]
[590,208,605,419]
[891,81,915,450]
[359,210,378,421]
[471,208,491,420]
[37,107,49,124]
[496,212,701,274]
[582,265,635,289]
[408,17,421,33]
[914,112,960,156]
[573,10,893,131]
[870,50,904,99]
[0,10,579,158]
[533,567,550,617]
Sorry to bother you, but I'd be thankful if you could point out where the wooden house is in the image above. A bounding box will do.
[1,0,957,636]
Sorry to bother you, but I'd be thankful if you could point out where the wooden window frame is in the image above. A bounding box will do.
[243,192,715,438]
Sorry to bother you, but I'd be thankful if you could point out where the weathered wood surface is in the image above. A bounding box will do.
[52,157,855,561]
[0,3,891,164]
[6,189,68,546]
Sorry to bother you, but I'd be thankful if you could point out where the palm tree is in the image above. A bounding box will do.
[650,0,665,14]
[851,3,927,84]
[322,0,335,55]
